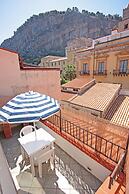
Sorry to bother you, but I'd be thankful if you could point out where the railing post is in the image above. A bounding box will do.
[108,151,126,189]
[108,177,113,189]
[123,134,129,169]
[60,110,62,132]
[126,134,129,152]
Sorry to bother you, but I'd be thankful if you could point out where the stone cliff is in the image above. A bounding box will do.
[1,8,121,63]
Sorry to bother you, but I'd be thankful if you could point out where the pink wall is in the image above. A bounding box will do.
[0,48,61,106]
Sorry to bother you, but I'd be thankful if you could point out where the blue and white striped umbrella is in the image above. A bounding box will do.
[0,91,60,123]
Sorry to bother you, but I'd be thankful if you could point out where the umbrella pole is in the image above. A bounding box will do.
[33,122,36,128]
[33,122,37,137]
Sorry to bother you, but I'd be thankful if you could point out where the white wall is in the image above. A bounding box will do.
[37,122,111,182]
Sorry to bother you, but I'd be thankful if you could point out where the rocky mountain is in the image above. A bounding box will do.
[1,8,121,63]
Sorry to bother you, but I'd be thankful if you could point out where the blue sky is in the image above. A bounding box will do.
[0,0,129,44]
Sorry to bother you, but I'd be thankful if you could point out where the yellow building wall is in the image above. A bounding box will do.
[94,51,129,89]
[76,40,129,90]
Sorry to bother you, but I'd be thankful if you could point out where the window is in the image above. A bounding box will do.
[119,60,128,73]
[83,63,89,73]
[98,62,105,73]
[124,24,128,29]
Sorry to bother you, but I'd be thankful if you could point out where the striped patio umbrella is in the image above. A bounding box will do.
[0,91,60,124]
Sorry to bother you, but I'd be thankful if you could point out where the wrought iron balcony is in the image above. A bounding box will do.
[79,70,90,75]
[93,70,107,75]
[46,114,126,164]
[113,69,129,76]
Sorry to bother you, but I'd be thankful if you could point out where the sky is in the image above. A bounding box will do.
[0,0,129,44]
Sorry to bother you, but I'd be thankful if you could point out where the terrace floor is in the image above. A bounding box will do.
[0,126,101,194]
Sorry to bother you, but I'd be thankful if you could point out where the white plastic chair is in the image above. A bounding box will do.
[20,125,36,137]
[33,146,55,178]
[20,125,36,161]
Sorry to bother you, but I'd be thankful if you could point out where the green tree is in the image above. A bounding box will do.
[96,11,105,18]
[63,64,76,81]
[72,7,79,12]
[60,76,68,85]
[90,12,96,16]
[113,14,121,20]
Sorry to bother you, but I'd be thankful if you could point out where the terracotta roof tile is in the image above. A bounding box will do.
[0,47,18,55]
[105,95,129,128]
[51,57,67,62]
[62,77,94,89]
[59,91,76,101]
[71,83,121,112]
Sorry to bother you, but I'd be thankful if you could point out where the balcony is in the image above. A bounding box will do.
[46,113,126,166]
[0,124,102,194]
[113,69,129,76]
[80,70,90,75]
[93,70,107,75]
[0,110,127,194]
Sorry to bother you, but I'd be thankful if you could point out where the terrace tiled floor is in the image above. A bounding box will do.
[0,126,101,194]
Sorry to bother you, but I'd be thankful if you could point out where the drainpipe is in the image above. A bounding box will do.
[93,45,95,79]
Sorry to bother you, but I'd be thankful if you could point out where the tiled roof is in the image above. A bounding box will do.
[104,95,129,128]
[51,57,67,62]
[43,55,61,59]
[71,83,121,112]
[59,91,76,101]
[0,48,18,54]
[62,78,94,89]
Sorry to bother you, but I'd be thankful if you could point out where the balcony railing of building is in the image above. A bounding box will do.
[108,151,126,189]
[93,70,107,75]
[113,69,129,76]
[45,114,126,167]
[79,70,90,75]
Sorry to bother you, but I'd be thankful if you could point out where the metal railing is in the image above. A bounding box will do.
[93,70,107,75]
[113,69,129,76]
[108,151,126,189]
[80,70,90,75]
[47,114,126,164]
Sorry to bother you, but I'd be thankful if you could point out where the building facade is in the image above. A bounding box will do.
[75,5,129,90]
[39,55,67,72]
[39,38,93,73]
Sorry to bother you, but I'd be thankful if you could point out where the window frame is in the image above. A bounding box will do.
[98,61,105,73]
[119,59,128,73]
[83,63,89,73]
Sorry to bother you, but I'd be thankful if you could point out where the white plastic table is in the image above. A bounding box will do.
[18,128,55,176]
